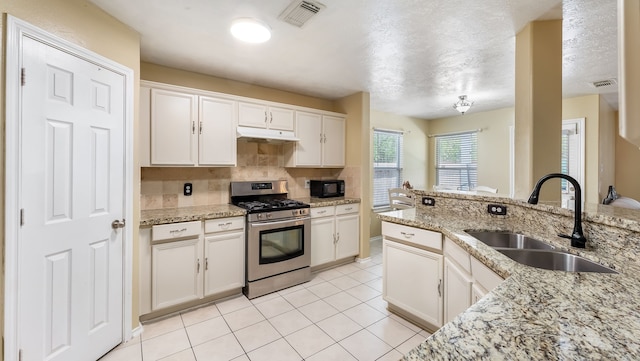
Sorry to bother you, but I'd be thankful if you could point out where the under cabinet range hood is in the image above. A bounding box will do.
[236,126,300,142]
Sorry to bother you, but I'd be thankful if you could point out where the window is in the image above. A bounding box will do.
[373,129,404,208]
[435,131,478,190]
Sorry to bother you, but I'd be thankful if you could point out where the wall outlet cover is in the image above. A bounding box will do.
[305,180,310,189]
[487,204,507,215]
[184,183,193,196]
[422,197,436,206]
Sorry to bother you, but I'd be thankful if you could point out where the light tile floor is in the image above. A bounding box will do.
[100,240,431,361]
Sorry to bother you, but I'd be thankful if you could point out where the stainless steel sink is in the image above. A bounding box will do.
[466,231,554,250]
[496,249,618,273]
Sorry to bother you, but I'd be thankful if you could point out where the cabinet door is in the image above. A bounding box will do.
[268,106,294,131]
[322,115,345,167]
[444,258,472,323]
[150,89,197,165]
[238,102,268,129]
[311,216,335,267]
[383,240,443,328]
[203,231,245,296]
[199,96,237,166]
[152,237,203,310]
[294,112,323,166]
[335,214,359,260]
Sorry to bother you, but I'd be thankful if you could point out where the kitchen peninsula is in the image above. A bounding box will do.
[378,191,640,360]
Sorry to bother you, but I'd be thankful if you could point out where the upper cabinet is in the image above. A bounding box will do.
[140,83,237,167]
[238,102,294,131]
[284,111,345,168]
[140,80,347,168]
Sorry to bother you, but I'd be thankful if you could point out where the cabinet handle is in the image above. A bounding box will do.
[264,111,268,123]
[270,112,273,123]
[345,207,353,211]
[169,228,187,234]
[400,231,415,238]
[320,133,323,143]
[205,257,209,271]
[333,233,337,244]
[323,134,327,143]
[199,121,203,134]
[218,221,233,228]
[438,279,442,297]
[336,232,340,242]
[197,258,200,273]
[192,121,195,134]
[318,210,327,214]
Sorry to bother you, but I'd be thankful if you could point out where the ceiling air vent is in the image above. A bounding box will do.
[278,0,325,28]
[589,78,618,89]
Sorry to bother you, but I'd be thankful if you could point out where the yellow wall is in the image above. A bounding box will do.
[616,122,640,201]
[427,108,514,196]
[142,62,337,112]
[562,95,605,205]
[335,92,371,257]
[1,0,141,348]
[369,110,429,238]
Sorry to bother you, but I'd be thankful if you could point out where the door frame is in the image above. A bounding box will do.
[4,15,135,360]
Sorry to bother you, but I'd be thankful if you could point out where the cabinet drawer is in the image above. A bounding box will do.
[152,221,201,242]
[444,237,471,273]
[382,222,442,251]
[311,206,335,218]
[204,217,244,234]
[336,203,359,215]
[470,257,504,292]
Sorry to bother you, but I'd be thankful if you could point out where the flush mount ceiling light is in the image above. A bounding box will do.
[453,95,474,114]
[230,18,271,43]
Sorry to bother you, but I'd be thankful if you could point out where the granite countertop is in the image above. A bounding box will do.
[294,197,361,207]
[378,208,640,360]
[140,204,246,226]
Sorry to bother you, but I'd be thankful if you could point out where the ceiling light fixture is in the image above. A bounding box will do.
[453,95,474,114]
[230,18,271,43]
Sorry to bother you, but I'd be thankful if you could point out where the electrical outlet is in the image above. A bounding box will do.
[487,204,507,215]
[184,183,193,196]
[422,197,436,206]
[305,180,310,189]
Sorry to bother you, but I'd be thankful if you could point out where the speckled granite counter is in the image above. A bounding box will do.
[294,197,361,207]
[378,192,640,360]
[140,204,246,226]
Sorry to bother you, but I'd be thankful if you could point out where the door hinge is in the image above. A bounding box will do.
[20,209,24,226]
[21,68,26,86]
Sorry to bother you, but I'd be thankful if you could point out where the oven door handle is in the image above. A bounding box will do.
[249,217,309,228]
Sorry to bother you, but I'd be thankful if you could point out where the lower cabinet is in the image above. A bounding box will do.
[310,203,360,268]
[443,237,504,323]
[142,217,245,315]
[382,222,505,330]
[383,239,444,329]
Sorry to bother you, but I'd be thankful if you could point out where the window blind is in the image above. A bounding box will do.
[373,129,404,208]
[435,131,478,190]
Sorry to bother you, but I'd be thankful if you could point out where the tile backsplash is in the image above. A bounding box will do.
[141,141,361,210]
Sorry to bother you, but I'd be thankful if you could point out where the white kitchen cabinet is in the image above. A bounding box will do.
[444,258,472,323]
[198,96,237,166]
[238,101,294,131]
[144,217,245,315]
[443,237,504,322]
[152,237,203,310]
[141,82,237,167]
[310,204,360,268]
[383,239,444,329]
[284,111,345,168]
[203,218,245,296]
[150,88,198,165]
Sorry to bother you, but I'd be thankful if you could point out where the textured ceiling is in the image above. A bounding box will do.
[89,0,618,119]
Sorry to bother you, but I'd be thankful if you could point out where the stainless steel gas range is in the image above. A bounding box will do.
[230,180,311,299]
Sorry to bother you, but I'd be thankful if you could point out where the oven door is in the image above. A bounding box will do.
[246,217,311,282]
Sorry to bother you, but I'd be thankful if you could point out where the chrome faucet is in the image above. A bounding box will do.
[527,173,587,248]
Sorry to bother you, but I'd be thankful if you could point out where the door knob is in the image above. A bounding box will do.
[111,219,126,229]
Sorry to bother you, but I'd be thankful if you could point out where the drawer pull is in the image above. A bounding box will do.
[318,210,327,214]
[218,221,233,228]
[438,279,442,297]
[197,258,201,273]
[400,231,415,238]
[205,257,209,271]
[345,207,353,211]
[169,228,187,234]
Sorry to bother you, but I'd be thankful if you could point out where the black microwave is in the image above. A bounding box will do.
[310,180,345,198]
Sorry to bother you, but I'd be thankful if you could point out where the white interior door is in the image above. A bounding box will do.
[18,35,125,361]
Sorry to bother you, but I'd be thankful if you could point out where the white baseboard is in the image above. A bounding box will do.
[370,235,383,242]
[131,323,144,339]
[355,256,372,264]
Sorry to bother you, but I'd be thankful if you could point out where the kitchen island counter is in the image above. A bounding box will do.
[378,192,640,360]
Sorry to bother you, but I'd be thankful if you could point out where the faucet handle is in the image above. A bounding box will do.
[558,234,571,240]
